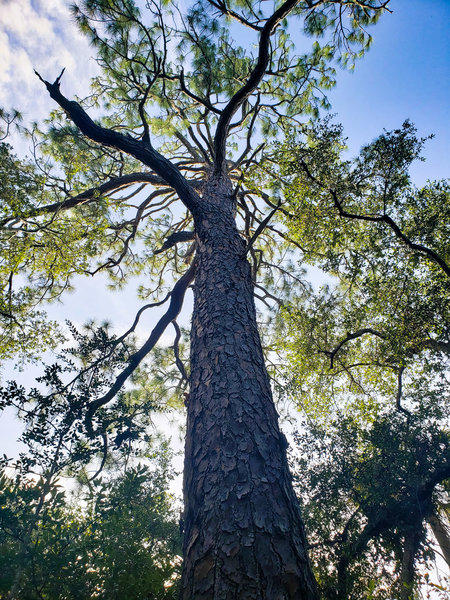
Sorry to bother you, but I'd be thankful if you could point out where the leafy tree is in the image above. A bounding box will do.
[0,320,182,598]
[277,120,450,596]
[0,140,67,362]
[278,120,449,417]
[291,414,450,600]
[0,446,181,599]
[0,0,392,596]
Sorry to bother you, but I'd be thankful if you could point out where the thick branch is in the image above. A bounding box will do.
[419,461,450,502]
[213,0,303,172]
[172,320,188,381]
[320,326,450,375]
[329,188,450,278]
[410,338,450,356]
[338,458,450,594]
[0,172,174,227]
[297,157,450,277]
[398,527,421,600]
[154,230,195,255]
[320,328,386,369]
[337,508,409,600]
[36,71,202,215]
[395,366,411,416]
[0,309,15,320]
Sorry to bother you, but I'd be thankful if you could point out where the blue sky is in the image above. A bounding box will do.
[326,0,450,183]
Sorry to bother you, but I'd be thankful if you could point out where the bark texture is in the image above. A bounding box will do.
[181,176,318,599]
[398,527,420,600]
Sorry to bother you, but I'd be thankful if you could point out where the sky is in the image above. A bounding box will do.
[327,0,450,184]
[0,0,449,471]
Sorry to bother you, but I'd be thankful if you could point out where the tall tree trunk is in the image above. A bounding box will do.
[181,177,318,599]
[427,510,450,568]
[398,527,420,600]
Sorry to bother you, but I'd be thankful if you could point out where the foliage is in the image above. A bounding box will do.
[0,445,181,599]
[0,141,67,362]
[0,318,182,598]
[0,320,178,479]
[277,119,449,423]
[291,412,450,599]
[0,0,391,350]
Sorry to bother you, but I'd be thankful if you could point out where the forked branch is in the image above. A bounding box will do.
[319,328,386,369]
[329,188,450,278]
[36,70,202,215]
[213,0,304,172]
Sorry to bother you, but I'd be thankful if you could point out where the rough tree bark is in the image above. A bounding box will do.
[182,174,318,598]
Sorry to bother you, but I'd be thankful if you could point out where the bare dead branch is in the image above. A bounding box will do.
[244,199,282,255]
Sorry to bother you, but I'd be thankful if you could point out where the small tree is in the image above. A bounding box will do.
[0,449,181,599]
[0,321,181,599]
[291,414,450,599]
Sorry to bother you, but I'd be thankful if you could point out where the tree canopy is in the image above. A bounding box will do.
[1,0,389,366]
[2,0,449,597]
[276,118,450,597]
[278,119,449,423]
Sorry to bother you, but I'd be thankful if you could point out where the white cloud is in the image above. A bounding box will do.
[0,0,98,135]
[0,30,13,86]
